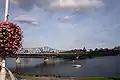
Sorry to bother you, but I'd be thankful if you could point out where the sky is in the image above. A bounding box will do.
[0,0,120,50]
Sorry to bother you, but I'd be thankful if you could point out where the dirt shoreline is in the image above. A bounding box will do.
[19,76,120,80]
[22,76,75,80]
[13,73,120,80]
[16,74,75,80]
[15,74,120,80]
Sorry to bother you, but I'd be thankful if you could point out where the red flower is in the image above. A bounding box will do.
[0,22,23,55]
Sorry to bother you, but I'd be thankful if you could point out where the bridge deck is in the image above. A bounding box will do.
[3,53,87,58]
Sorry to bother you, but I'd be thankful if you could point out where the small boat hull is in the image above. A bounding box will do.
[72,64,81,68]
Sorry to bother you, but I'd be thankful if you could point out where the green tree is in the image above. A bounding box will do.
[94,48,98,51]
[89,49,93,52]
[83,47,87,52]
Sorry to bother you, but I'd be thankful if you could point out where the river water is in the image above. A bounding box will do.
[6,56,120,77]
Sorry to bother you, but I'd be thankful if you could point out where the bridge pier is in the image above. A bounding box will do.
[16,57,21,73]
[16,57,21,64]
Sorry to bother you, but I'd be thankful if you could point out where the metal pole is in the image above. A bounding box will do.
[4,0,9,22]
[0,0,9,80]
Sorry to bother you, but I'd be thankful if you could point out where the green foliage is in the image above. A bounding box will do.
[14,73,120,80]
[60,47,120,60]
[75,77,120,80]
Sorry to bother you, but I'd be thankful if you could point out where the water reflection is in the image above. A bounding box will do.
[39,62,55,74]
[6,56,120,77]
[23,58,29,64]
[16,63,21,73]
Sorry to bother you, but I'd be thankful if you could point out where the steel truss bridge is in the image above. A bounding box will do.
[20,47,61,54]
[5,47,87,58]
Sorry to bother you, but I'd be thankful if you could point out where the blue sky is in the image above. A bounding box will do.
[0,0,120,50]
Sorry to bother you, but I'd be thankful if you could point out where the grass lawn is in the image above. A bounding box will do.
[75,77,120,80]
[21,77,120,80]
[15,74,120,80]
[14,73,120,80]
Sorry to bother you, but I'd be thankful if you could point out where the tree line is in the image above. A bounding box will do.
[60,46,120,58]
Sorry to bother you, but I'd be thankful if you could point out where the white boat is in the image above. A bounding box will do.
[72,64,81,68]
[44,58,49,62]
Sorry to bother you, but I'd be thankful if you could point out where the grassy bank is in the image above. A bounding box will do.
[17,76,120,80]
[14,73,120,80]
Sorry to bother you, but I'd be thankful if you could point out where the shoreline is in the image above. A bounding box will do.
[16,75,120,80]
[13,73,120,80]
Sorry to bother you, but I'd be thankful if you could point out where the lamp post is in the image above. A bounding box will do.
[0,0,9,80]
[4,0,9,22]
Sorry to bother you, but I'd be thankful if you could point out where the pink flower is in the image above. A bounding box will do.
[0,22,23,55]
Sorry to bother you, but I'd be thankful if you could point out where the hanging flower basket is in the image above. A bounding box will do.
[0,22,23,56]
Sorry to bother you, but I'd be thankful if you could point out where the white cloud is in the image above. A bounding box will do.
[9,0,104,11]
[14,15,39,25]
[58,15,72,23]
[10,0,19,5]
[49,0,104,11]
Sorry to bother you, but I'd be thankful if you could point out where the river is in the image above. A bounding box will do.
[6,56,120,77]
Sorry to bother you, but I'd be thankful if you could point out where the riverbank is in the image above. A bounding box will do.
[16,76,120,80]
[19,77,120,80]
[14,73,120,80]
